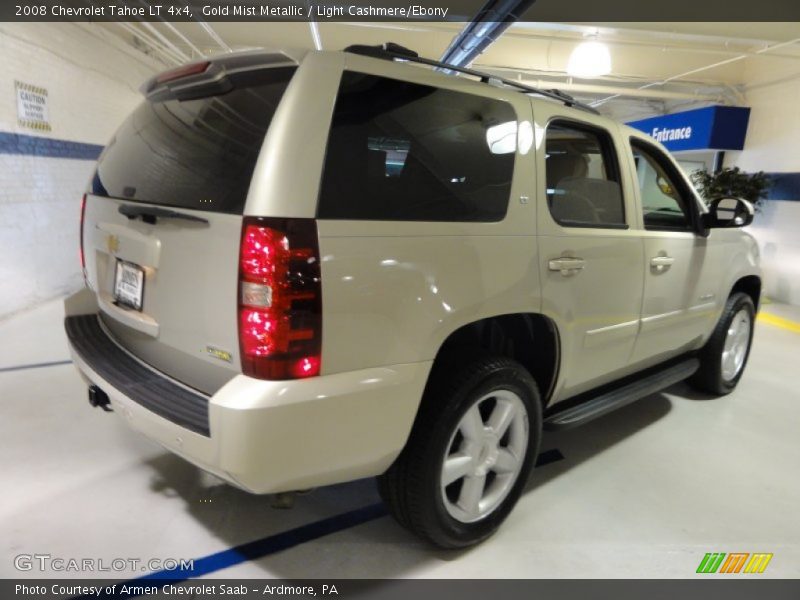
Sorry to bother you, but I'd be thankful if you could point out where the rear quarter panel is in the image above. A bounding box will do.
[317,224,541,374]
[308,54,542,375]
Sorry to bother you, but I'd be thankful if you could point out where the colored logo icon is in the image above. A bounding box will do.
[697,553,773,574]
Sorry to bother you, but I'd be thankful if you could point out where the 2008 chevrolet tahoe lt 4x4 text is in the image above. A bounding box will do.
[65,44,761,548]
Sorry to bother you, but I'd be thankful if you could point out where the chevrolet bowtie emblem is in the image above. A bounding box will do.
[107,234,120,254]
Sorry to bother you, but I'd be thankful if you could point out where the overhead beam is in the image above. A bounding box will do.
[440,0,537,67]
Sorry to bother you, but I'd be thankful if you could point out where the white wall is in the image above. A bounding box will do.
[747,201,800,306]
[724,58,800,306]
[0,23,159,319]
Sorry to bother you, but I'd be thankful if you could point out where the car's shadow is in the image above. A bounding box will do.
[142,387,680,577]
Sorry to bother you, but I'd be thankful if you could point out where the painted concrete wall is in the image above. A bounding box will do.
[724,58,800,305]
[747,201,800,306]
[0,23,159,319]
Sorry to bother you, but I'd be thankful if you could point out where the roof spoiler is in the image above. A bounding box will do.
[141,50,298,101]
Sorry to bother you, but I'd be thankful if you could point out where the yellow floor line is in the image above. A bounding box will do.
[758,312,800,334]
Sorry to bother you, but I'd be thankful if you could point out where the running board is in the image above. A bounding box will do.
[544,358,699,431]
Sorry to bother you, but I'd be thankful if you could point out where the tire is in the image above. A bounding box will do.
[689,292,755,395]
[377,355,542,548]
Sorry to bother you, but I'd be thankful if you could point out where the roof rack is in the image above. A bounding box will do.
[344,43,600,116]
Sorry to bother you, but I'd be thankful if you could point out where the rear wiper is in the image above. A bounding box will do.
[118,204,209,225]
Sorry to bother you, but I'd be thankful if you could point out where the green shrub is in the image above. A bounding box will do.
[691,167,771,210]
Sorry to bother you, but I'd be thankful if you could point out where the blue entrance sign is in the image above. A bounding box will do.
[627,106,751,152]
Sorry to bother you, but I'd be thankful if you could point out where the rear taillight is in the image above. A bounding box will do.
[79,194,87,282]
[238,217,322,380]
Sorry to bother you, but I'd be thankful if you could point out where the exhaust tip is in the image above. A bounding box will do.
[88,385,112,412]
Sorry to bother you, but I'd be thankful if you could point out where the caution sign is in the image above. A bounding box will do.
[16,80,51,132]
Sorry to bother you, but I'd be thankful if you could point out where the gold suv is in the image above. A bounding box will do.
[65,44,761,547]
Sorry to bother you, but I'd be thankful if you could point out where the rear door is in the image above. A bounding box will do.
[534,106,645,401]
[83,65,296,395]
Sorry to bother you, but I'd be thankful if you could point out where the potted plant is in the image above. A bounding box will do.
[691,167,771,211]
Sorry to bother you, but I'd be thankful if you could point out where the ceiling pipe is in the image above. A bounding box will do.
[115,22,184,65]
[75,22,167,72]
[160,22,206,58]
[591,36,800,107]
[136,20,191,62]
[196,20,233,53]
[478,65,738,102]
[308,21,323,51]
[170,0,232,53]
[440,0,538,68]
[136,0,205,57]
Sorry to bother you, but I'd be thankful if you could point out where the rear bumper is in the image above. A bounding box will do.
[65,291,431,494]
[66,315,210,436]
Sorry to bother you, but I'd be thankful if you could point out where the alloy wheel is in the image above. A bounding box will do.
[440,390,529,523]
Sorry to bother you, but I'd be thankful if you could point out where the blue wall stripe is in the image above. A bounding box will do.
[0,131,103,160]
[765,172,800,201]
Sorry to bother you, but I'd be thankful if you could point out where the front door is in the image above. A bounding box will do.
[626,137,723,364]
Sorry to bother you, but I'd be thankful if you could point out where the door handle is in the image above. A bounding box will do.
[548,257,586,275]
[650,255,675,270]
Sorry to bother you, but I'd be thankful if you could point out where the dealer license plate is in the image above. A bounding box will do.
[114,260,145,311]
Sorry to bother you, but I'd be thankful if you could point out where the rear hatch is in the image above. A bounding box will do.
[82,55,296,395]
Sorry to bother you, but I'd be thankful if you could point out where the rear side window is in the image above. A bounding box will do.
[91,67,296,214]
[545,121,626,228]
[317,72,516,222]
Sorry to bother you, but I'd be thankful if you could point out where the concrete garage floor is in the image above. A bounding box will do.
[1,298,798,579]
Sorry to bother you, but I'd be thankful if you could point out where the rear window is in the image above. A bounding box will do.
[91,67,295,214]
[317,72,517,222]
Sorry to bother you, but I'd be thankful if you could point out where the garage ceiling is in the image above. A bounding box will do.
[97,19,800,120]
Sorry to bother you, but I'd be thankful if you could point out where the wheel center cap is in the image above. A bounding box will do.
[484,444,499,465]
[475,433,499,474]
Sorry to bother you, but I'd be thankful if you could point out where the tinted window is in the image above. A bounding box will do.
[545,122,625,227]
[317,72,516,222]
[632,141,692,231]
[91,68,296,214]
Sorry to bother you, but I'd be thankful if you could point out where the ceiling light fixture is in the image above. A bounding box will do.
[567,40,612,78]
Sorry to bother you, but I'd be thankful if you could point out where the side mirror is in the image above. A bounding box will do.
[703,197,754,229]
